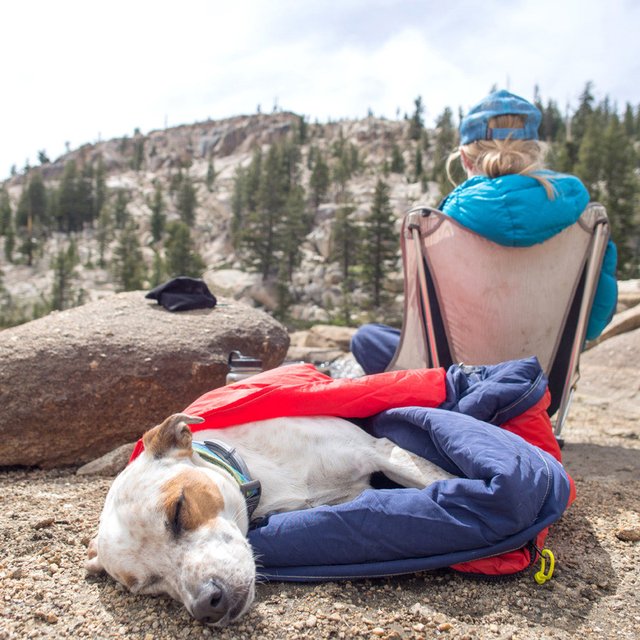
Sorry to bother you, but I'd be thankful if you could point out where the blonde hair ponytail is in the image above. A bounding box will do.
[447,114,556,198]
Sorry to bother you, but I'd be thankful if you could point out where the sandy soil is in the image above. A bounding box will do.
[1,336,639,640]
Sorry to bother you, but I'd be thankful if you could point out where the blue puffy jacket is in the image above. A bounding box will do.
[440,171,618,340]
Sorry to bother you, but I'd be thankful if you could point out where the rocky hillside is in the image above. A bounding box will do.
[1,112,439,327]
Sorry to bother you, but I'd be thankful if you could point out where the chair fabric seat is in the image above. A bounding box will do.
[387,204,610,435]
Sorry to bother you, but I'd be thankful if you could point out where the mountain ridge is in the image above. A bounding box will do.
[1,110,436,327]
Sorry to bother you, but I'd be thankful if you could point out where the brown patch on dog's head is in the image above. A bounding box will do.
[161,468,224,534]
[143,414,204,458]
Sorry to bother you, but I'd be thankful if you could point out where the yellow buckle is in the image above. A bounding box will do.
[534,548,555,585]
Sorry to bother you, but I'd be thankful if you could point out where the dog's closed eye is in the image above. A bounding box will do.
[167,493,185,537]
[162,469,224,535]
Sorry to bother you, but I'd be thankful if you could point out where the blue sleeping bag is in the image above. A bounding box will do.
[247,358,573,580]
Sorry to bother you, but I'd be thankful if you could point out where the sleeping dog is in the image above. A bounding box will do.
[86,412,454,626]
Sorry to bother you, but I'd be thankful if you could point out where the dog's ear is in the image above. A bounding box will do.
[142,413,204,458]
[85,536,104,575]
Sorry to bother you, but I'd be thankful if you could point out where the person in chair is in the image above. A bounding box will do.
[352,89,618,374]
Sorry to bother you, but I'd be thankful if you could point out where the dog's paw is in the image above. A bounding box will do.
[85,537,104,575]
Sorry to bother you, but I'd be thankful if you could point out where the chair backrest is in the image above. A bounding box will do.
[387,203,610,436]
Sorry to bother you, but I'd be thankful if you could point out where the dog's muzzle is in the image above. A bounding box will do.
[191,578,252,626]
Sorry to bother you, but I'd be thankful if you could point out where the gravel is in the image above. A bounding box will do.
[1,374,639,639]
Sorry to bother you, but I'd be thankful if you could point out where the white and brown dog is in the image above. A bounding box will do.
[86,413,453,626]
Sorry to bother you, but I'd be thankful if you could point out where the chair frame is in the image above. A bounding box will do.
[387,203,610,437]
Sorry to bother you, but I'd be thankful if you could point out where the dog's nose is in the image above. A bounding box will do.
[191,579,229,624]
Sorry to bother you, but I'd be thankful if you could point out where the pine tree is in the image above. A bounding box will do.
[94,157,107,220]
[332,155,351,194]
[331,203,358,276]
[360,179,397,309]
[177,173,197,227]
[231,147,262,245]
[280,184,309,281]
[533,84,544,116]
[331,201,360,324]
[390,144,405,174]
[206,158,216,192]
[51,160,95,232]
[546,141,575,174]
[307,145,317,170]
[297,115,308,145]
[331,129,361,193]
[570,82,595,145]
[16,171,48,229]
[55,160,85,232]
[623,103,636,138]
[149,183,166,243]
[244,144,282,279]
[78,163,96,227]
[131,134,145,171]
[408,96,425,140]
[235,137,308,287]
[309,152,330,208]
[413,145,424,183]
[421,128,430,153]
[431,107,458,200]
[231,165,247,244]
[4,226,15,263]
[574,110,606,200]
[243,143,287,279]
[113,190,130,230]
[16,171,48,266]
[0,269,28,328]
[274,261,292,323]
[165,221,206,278]
[112,221,146,291]
[96,203,113,269]
[51,240,80,311]
[0,188,12,236]
[600,115,639,276]
[540,99,566,142]
[169,169,184,198]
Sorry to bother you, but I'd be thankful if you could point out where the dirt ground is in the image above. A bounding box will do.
[1,335,639,640]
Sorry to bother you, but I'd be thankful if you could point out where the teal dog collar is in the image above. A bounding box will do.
[192,440,261,519]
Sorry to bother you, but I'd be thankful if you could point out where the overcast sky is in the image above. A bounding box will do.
[2,0,639,180]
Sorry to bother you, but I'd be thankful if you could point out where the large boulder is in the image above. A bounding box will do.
[0,291,289,468]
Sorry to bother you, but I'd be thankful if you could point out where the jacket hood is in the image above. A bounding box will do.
[441,172,590,247]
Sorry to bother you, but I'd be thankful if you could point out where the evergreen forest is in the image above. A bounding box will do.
[1,83,638,329]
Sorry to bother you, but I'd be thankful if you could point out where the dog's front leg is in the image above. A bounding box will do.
[373,438,455,488]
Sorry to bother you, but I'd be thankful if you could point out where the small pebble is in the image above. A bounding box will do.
[33,518,55,530]
[35,611,58,624]
[616,528,640,542]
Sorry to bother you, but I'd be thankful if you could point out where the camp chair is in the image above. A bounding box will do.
[386,203,611,438]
